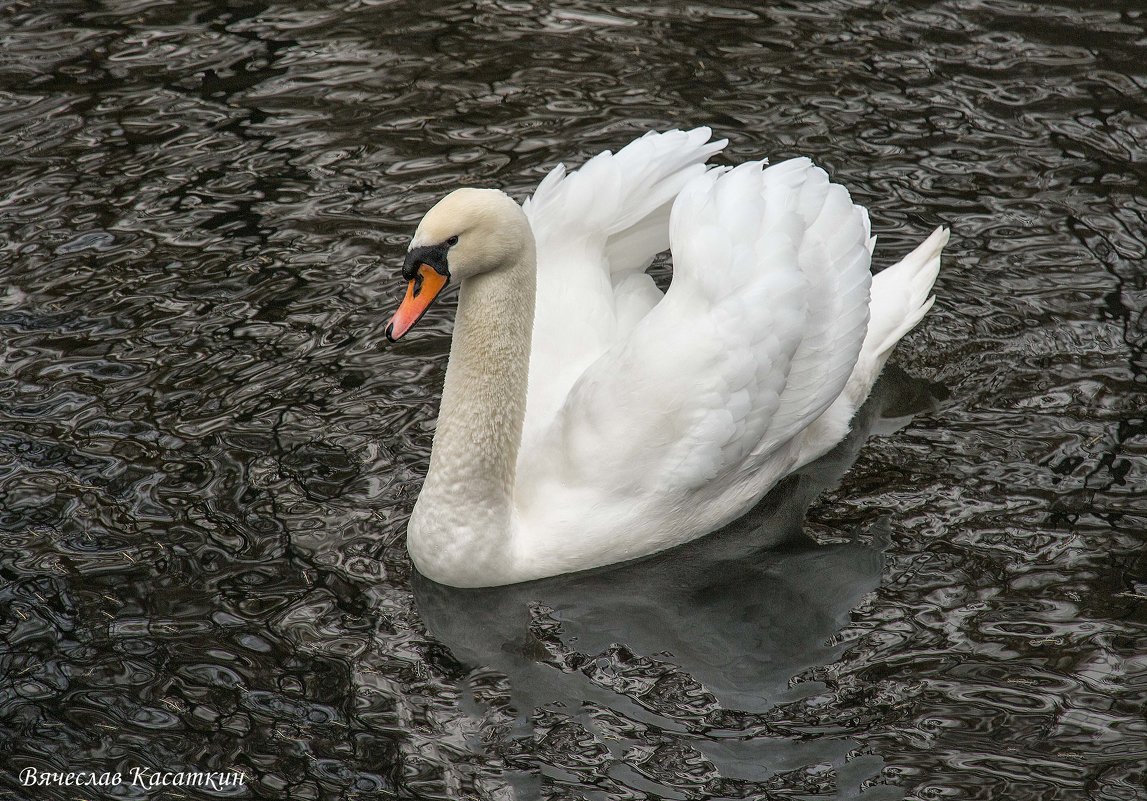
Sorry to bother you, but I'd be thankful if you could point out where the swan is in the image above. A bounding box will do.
[385,128,948,588]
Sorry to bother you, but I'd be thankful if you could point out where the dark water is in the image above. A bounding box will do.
[1,1,1145,799]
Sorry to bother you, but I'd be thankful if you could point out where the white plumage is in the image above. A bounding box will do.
[388,128,948,587]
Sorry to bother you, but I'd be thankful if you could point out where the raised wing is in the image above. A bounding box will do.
[518,157,875,501]
[521,128,726,444]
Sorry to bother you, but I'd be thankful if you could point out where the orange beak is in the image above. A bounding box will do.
[385,264,449,341]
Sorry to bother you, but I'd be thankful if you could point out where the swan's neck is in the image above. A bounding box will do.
[407,242,536,586]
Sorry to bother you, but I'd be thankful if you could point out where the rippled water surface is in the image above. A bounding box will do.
[2,1,1145,799]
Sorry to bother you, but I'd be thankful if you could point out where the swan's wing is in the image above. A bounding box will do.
[521,128,726,440]
[518,158,875,499]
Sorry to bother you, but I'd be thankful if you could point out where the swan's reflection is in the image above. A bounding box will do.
[411,367,940,799]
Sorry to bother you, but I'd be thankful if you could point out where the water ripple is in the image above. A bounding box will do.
[1,0,1145,799]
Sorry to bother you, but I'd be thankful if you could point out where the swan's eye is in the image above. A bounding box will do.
[447,235,459,247]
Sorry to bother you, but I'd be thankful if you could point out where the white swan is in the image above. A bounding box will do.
[386,128,948,588]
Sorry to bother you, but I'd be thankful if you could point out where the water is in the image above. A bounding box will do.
[1,0,1144,798]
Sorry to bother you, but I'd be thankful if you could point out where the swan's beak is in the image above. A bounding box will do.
[386,264,449,341]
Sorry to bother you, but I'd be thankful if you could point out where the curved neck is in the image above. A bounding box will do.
[407,237,536,585]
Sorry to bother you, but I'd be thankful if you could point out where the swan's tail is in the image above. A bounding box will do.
[856,226,948,387]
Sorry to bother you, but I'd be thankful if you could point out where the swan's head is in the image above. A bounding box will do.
[385,188,529,341]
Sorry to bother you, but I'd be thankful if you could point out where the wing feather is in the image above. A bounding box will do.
[521,128,727,443]
[519,157,877,505]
